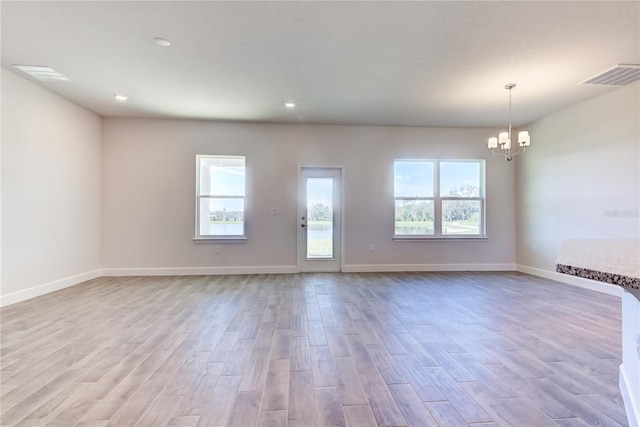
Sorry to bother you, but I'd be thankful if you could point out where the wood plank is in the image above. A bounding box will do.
[365,344,407,385]
[161,352,210,397]
[287,371,317,427]
[310,346,340,387]
[253,323,276,349]
[221,339,254,376]
[308,320,328,346]
[424,366,493,424]
[333,356,368,406]
[289,336,311,372]
[325,327,350,357]
[424,400,469,427]
[388,383,439,427]
[238,348,271,392]
[291,314,308,337]
[343,405,378,427]
[270,328,291,361]
[256,410,287,426]
[227,391,261,427]
[173,363,224,416]
[166,415,200,427]
[206,331,240,364]
[357,367,407,427]
[528,378,625,426]
[196,375,241,427]
[392,354,445,402]
[314,386,347,427]
[261,358,289,411]
[134,396,181,427]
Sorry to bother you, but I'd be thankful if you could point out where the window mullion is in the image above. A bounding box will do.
[434,160,441,237]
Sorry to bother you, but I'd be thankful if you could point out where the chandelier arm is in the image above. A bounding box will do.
[511,146,527,156]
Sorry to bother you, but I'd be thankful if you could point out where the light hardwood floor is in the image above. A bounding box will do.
[0,272,629,427]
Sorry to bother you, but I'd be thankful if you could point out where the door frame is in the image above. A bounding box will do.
[297,165,345,273]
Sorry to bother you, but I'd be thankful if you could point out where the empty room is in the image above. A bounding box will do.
[1,1,639,426]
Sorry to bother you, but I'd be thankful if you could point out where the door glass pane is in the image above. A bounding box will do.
[394,200,434,235]
[442,200,481,234]
[307,178,333,258]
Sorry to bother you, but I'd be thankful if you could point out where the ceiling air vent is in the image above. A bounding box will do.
[13,65,72,82]
[580,64,640,86]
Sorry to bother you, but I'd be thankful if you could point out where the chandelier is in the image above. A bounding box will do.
[487,83,530,161]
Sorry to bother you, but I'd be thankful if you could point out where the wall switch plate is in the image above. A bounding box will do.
[368,244,374,252]
[215,245,221,254]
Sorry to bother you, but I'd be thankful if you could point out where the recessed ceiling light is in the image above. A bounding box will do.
[13,65,72,82]
[284,102,296,108]
[114,94,129,101]
[154,37,171,47]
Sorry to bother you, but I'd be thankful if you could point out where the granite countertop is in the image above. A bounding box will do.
[556,239,640,295]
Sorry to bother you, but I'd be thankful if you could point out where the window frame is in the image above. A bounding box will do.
[393,159,486,240]
[194,154,247,242]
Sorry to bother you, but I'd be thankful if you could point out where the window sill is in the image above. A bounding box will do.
[193,236,247,243]
[393,235,487,242]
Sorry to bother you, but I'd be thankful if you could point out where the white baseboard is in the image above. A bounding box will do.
[620,364,640,427]
[0,269,102,307]
[516,264,623,297]
[342,263,516,273]
[101,265,299,276]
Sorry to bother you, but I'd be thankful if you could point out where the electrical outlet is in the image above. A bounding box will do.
[215,245,221,254]
[271,208,278,215]
[368,244,374,252]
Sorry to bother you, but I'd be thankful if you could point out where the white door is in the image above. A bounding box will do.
[297,167,342,272]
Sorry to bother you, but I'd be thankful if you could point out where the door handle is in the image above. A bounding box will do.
[301,224,306,228]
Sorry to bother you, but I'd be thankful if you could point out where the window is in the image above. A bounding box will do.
[195,155,246,240]
[394,159,485,238]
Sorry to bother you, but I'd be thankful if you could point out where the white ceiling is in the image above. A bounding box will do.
[2,1,638,127]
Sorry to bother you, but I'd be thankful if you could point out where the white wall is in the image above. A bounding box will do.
[621,290,640,427]
[516,83,640,272]
[101,119,516,273]
[1,69,102,305]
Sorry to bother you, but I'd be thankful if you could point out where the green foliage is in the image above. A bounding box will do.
[443,184,478,197]
[441,184,480,223]
[309,203,332,221]
[395,200,433,222]
[442,200,479,222]
[307,239,332,257]
[210,206,243,222]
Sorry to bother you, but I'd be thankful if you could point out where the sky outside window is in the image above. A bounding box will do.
[440,162,479,196]
[394,161,434,197]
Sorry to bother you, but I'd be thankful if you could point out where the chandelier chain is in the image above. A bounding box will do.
[508,86,512,140]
